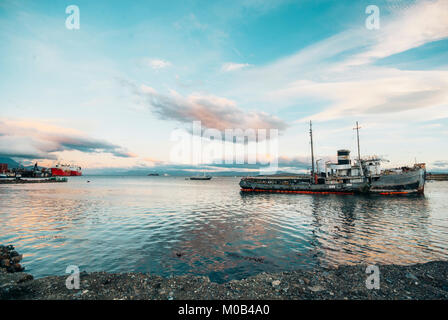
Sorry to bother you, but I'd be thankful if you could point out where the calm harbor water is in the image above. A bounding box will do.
[1,176,448,283]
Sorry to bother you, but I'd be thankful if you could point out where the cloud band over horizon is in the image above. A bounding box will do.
[0,119,135,160]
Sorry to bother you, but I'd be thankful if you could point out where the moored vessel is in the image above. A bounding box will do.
[240,122,425,195]
[51,164,82,176]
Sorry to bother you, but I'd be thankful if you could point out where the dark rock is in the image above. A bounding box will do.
[17,273,33,283]
[11,255,22,263]
[12,264,24,272]
[405,272,418,281]
[1,259,10,267]
[0,245,25,274]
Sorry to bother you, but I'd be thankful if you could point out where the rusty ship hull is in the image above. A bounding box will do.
[240,176,369,195]
[369,167,426,195]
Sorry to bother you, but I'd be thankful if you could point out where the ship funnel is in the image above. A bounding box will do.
[337,149,351,165]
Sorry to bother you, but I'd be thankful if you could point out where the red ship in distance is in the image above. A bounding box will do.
[50,163,82,176]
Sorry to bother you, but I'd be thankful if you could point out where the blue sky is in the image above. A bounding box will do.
[1,0,447,173]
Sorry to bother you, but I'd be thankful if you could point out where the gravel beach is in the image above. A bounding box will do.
[2,260,448,300]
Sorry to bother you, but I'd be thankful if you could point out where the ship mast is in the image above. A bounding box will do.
[310,120,315,181]
[354,121,363,176]
[354,121,361,162]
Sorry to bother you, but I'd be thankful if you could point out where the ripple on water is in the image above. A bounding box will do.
[1,177,448,282]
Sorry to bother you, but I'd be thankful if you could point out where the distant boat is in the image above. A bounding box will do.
[189,169,212,180]
[147,173,159,176]
[190,176,212,180]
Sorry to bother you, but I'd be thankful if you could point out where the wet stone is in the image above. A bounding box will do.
[0,245,24,274]
[406,273,418,281]
[272,280,281,287]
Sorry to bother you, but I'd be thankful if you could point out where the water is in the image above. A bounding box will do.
[1,176,448,283]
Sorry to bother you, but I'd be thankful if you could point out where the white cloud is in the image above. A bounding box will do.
[266,68,448,122]
[0,119,135,160]
[349,0,448,66]
[221,62,251,72]
[221,0,448,124]
[141,84,157,94]
[147,59,172,70]
[420,123,442,129]
[138,87,288,132]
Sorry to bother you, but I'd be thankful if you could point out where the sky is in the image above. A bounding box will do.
[0,0,447,174]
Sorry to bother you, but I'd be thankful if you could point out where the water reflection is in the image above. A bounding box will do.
[307,194,436,268]
[0,177,447,282]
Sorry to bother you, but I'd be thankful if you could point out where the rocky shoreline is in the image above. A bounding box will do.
[2,259,448,300]
[0,245,24,273]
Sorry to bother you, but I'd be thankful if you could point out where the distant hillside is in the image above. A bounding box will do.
[0,157,22,169]
[82,167,305,177]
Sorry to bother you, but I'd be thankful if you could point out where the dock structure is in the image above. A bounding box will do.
[427,173,448,181]
[0,177,68,184]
